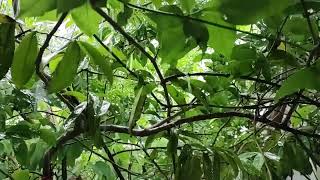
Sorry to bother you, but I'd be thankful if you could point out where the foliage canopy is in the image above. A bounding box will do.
[0,0,320,179]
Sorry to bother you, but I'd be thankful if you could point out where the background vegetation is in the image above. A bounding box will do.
[0,0,320,179]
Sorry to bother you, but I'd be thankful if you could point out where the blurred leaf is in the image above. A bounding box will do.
[71,2,102,36]
[129,86,147,132]
[18,0,56,17]
[47,41,83,93]
[12,32,38,88]
[79,41,113,84]
[0,22,15,80]
[39,128,57,146]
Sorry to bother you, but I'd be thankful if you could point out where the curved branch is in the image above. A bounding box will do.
[100,112,320,139]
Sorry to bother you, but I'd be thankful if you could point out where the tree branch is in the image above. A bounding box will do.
[100,112,320,139]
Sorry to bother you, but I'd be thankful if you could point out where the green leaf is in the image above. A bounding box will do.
[231,44,257,61]
[14,141,29,166]
[167,85,186,105]
[65,142,83,167]
[18,0,57,17]
[71,2,102,36]
[29,141,47,170]
[79,41,113,84]
[92,161,116,180]
[183,20,209,52]
[57,0,86,13]
[12,32,38,88]
[47,41,83,93]
[39,128,57,146]
[180,0,195,13]
[201,11,236,57]
[148,5,196,65]
[12,169,29,180]
[276,68,320,100]
[129,86,147,133]
[217,0,292,25]
[0,22,15,80]
[283,16,318,41]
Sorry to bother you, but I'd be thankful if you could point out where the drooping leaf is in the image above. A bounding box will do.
[217,0,292,25]
[148,5,196,65]
[18,0,57,17]
[0,22,15,80]
[276,68,320,100]
[180,0,195,13]
[12,32,38,88]
[39,128,57,146]
[47,41,83,93]
[14,141,29,166]
[57,0,86,13]
[200,10,236,57]
[128,86,147,133]
[79,41,113,84]
[283,15,318,41]
[92,161,116,180]
[71,2,102,36]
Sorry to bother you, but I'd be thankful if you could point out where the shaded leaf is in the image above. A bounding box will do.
[79,41,113,84]
[0,22,15,80]
[12,32,38,88]
[71,2,102,36]
[129,86,147,132]
[47,41,83,93]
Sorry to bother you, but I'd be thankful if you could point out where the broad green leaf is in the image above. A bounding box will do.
[217,0,292,25]
[231,44,257,61]
[79,41,113,84]
[148,5,196,65]
[18,0,56,17]
[47,41,83,93]
[180,0,195,13]
[201,11,236,57]
[283,16,318,41]
[48,53,63,73]
[12,169,29,180]
[129,86,147,133]
[57,0,86,13]
[39,128,57,146]
[29,141,47,170]
[268,50,300,67]
[0,22,15,80]
[71,2,102,36]
[276,68,320,100]
[14,141,29,166]
[12,32,38,88]
[65,142,83,167]
[92,161,116,180]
